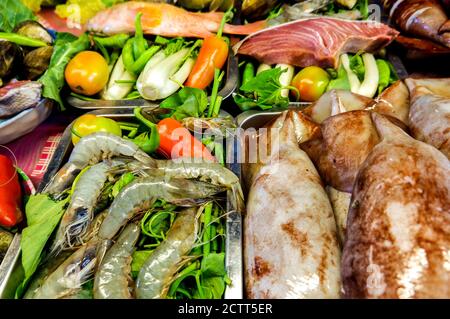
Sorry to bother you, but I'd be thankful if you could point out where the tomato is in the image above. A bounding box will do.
[71,114,122,145]
[65,51,109,96]
[291,66,330,102]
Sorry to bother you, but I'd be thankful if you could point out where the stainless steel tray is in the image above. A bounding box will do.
[67,53,239,110]
[0,108,243,299]
[232,50,409,109]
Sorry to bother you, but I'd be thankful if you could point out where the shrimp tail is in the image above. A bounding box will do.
[43,163,82,197]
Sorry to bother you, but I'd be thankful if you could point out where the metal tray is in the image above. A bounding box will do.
[67,53,239,110]
[232,50,409,109]
[0,108,243,299]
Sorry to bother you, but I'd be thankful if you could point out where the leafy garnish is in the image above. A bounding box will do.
[17,194,69,296]
[0,0,35,32]
[160,87,209,120]
[39,33,90,110]
[233,67,290,110]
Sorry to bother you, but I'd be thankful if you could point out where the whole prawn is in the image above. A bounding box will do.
[94,223,140,299]
[43,132,154,196]
[30,241,98,299]
[136,207,198,299]
[49,160,124,255]
[135,159,244,213]
[98,175,224,241]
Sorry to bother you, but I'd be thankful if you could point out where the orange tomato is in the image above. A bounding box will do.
[291,66,330,102]
[65,51,109,96]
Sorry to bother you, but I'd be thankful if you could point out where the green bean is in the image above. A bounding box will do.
[130,46,161,74]
[0,32,47,47]
[242,62,255,86]
[93,34,130,48]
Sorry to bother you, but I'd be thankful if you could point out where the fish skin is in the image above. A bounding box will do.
[342,113,450,299]
[87,2,265,38]
[0,81,42,119]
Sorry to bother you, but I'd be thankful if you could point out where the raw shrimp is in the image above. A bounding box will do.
[135,159,244,213]
[98,176,224,240]
[30,241,98,299]
[43,132,154,196]
[94,223,140,299]
[136,208,197,299]
[50,160,124,255]
[80,211,108,244]
[23,251,73,299]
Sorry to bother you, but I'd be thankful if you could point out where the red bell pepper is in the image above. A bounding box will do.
[157,118,216,162]
[0,155,23,227]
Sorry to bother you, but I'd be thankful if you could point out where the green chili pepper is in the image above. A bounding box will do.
[93,34,130,48]
[93,38,110,64]
[130,45,161,74]
[0,32,47,47]
[376,59,390,95]
[242,62,255,86]
[122,38,135,74]
[133,13,148,60]
[132,107,160,153]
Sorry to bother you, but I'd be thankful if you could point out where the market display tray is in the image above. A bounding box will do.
[0,108,243,299]
[66,53,239,110]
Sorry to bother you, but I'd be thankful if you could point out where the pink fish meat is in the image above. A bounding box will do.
[233,17,399,68]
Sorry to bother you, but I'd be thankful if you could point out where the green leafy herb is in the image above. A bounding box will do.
[131,250,152,277]
[18,194,69,295]
[164,37,186,56]
[39,33,90,111]
[160,87,208,120]
[233,67,290,111]
[0,0,35,32]
[193,276,226,299]
[111,172,135,198]
[201,253,226,277]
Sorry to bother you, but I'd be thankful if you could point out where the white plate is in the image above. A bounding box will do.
[0,99,53,145]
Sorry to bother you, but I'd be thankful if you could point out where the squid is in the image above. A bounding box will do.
[385,0,450,48]
[342,113,450,298]
[243,110,341,299]
[405,77,450,158]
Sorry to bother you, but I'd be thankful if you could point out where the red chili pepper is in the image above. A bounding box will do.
[0,155,23,227]
[157,118,216,162]
[184,36,229,90]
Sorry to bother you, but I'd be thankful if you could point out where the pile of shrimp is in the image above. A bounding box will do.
[24,132,243,299]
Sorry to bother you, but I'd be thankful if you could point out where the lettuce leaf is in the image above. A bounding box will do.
[39,33,90,110]
[0,0,35,32]
[18,194,69,297]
